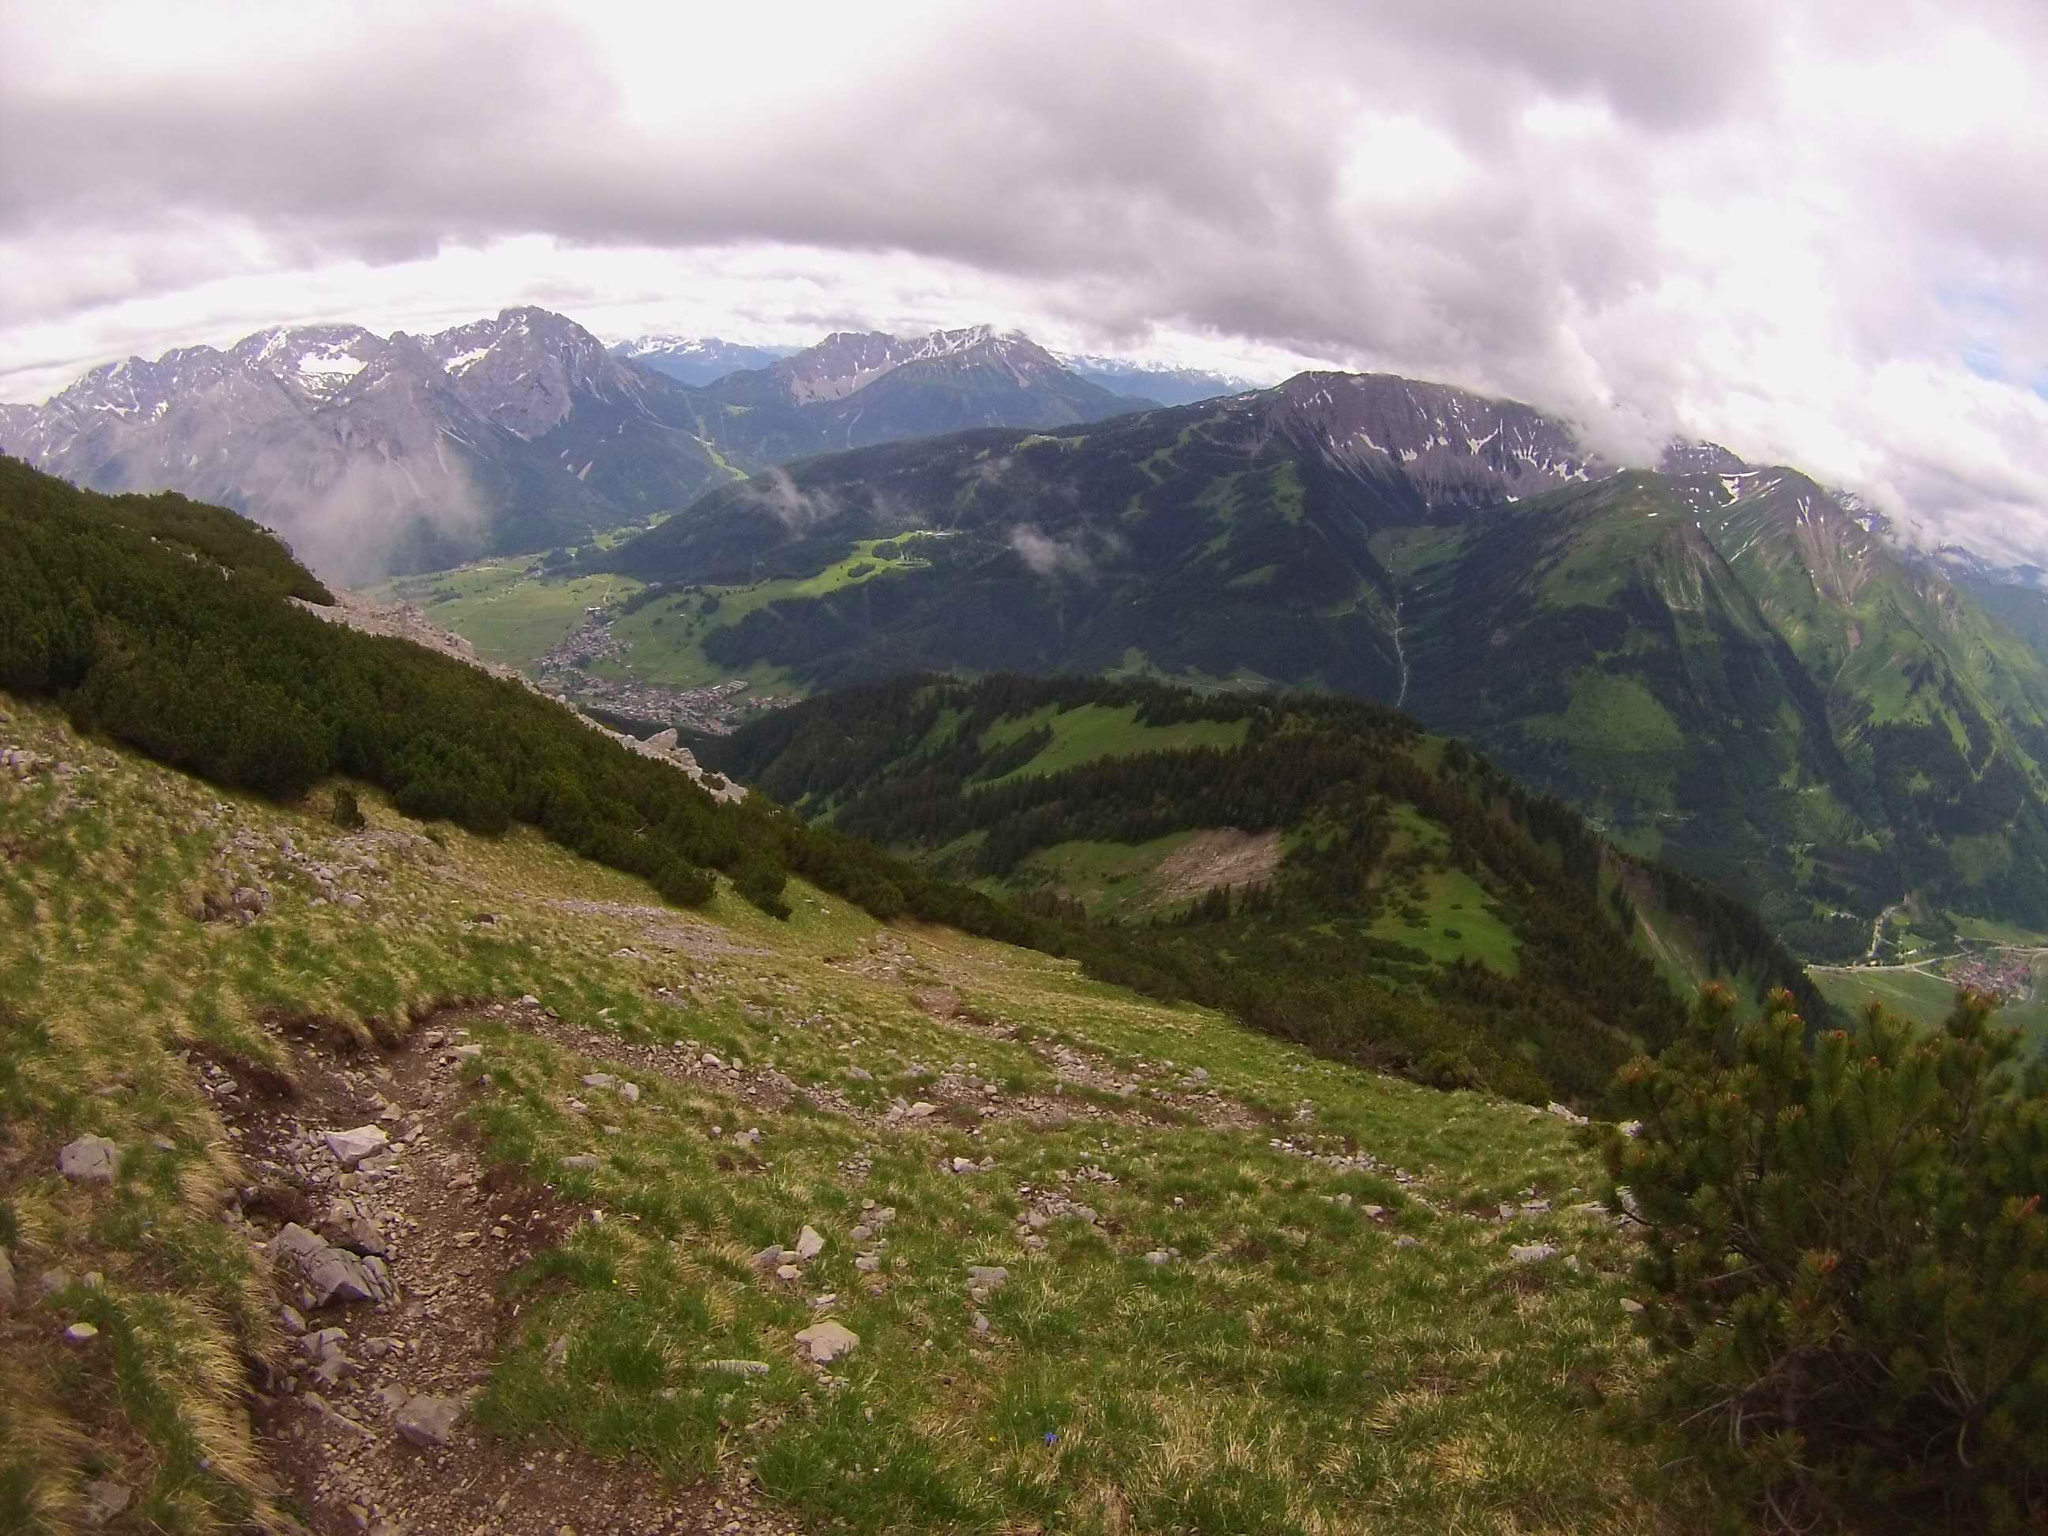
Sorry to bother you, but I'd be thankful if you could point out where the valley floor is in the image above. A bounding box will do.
[0,696,1704,1536]
[1811,944,2048,1051]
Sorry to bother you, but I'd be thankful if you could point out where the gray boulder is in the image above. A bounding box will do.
[270,1222,397,1306]
[320,1197,388,1256]
[58,1135,120,1185]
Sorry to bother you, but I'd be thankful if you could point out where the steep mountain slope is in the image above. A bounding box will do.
[592,373,1600,702]
[1943,555,2048,669]
[609,335,795,385]
[594,380,2048,952]
[1397,468,2048,948]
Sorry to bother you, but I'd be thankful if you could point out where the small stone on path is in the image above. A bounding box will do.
[394,1394,462,1447]
[323,1125,389,1168]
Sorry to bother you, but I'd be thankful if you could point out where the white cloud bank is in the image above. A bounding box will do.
[1,0,2043,557]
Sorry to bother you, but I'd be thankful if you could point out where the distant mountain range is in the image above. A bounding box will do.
[609,332,1259,406]
[688,325,1145,462]
[593,371,2048,955]
[0,311,1163,580]
[1055,354,1259,407]
[608,336,795,385]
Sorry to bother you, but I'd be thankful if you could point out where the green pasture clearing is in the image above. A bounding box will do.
[979,704,1250,782]
[1368,865,1522,974]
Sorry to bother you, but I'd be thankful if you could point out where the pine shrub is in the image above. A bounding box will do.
[1609,986,2048,1531]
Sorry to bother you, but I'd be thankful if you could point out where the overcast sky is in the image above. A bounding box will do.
[3,1,2045,559]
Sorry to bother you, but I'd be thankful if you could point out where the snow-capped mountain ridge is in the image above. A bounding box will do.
[0,309,721,581]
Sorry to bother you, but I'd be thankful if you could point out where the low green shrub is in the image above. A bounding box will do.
[1610,986,2048,1531]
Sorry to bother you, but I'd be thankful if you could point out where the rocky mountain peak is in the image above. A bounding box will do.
[1658,439,1750,476]
[426,308,647,440]
[233,325,387,403]
[769,324,1063,404]
[1268,370,1601,505]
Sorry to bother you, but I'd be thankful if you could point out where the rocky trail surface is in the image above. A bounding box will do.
[209,1005,798,1536]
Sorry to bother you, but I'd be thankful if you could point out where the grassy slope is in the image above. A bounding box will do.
[0,694,1700,1536]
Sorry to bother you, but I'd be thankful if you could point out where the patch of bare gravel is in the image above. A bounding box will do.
[544,900,776,960]
[1149,828,1282,905]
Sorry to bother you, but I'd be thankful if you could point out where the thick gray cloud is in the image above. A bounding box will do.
[1,0,2043,558]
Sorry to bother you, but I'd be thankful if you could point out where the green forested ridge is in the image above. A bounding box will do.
[0,456,911,920]
[593,412,2048,957]
[703,673,1830,1103]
